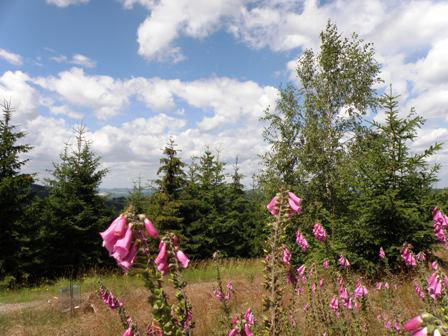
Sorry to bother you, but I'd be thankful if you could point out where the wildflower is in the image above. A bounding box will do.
[416,251,426,261]
[123,326,133,336]
[330,296,339,312]
[295,231,309,251]
[401,245,417,267]
[100,215,124,255]
[244,323,253,336]
[267,192,302,216]
[267,196,279,216]
[116,243,138,272]
[155,241,169,275]
[338,255,350,269]
[403,315,423,333]
[245,308,255,325]
[287,192,302,215]
[428,272,442,300]
[319,279,324,288]
[227,329,238,336]
[144,218,158,239]
[297,265,306,277]
[313,222,327,242]
[339,287,349,301]
[354,282,368,299]
[384,282,390,289]
[283,247,291,265]
[393,321,401,332]
[214,289,224,301]
[226,282,234,291]
[184,309,193,331]
[322,259,329,269]
[176,250,190,268]
[385,321,392,330]
[375,282,382,290]
[431,261,439,270]
[113,225,134,261]
[414,282,425,300]
[379,247,385,260]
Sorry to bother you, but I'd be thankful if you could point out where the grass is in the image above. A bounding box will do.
[0,257,442,335]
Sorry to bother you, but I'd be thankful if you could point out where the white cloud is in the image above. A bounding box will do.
[48,105,84,119]
[123,0,245,62]
[0,49,23,66]
[50,53,96,68]
[46,0,89,7]
[34,67,129,120]
[0,71,39,121]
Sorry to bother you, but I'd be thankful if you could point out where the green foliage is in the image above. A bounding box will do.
[0,101,35,283]
[41,126,113,278]
[341,90,441,272]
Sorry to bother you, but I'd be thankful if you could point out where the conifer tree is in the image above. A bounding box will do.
[344,90,441,271]
[0,102,34,284]
[147,138,186,235]
[42,126,112,278]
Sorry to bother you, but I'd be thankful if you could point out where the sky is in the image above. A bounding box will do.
[1,0,448,188]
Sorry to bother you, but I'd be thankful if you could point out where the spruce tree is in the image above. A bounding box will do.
[147,138,186,235]
[344,90,441,272]
[0,102,34,285]
[42,126,112,278]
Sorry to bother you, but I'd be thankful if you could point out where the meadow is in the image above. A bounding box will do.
[0,254,443,336]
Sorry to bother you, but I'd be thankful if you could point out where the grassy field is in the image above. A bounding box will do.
[0,257,440,336]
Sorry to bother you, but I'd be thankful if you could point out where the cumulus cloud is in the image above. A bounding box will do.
[123,0,245,62]
[50,53,96,68]
[34,67,130,120]
[0,49,23,66]
[46,0,89,7]
[0,71,39,121]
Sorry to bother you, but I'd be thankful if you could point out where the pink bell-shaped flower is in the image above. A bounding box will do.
[144,218,158,239]
[114,215,127,237]
[176,250,190,268]
[100,215,122,255]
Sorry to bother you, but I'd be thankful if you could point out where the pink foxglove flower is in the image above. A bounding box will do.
[404,315,423,332]
[244,323,253,336]
[338,255,350,269]
[267,196,279,216]
[113,225,133,260]
[431,261,439,270]
[116,243,138,272]
[297,265,306,277]
[176,250,190,268]
[384,282,390,289]
[155,241,169,275]
[416,251,426,261]
[114,215,127,237]
[313,222,327,242]
[376,282,382,290]
[144,218,158,239]
[267,192,302,216]
[226,282,234,291]
[214,289,224,301]
[322,259,329,269]
[245,308,255,325]
[401,245,417,267]
[287,192,302,215]
[227,329,238,336]
[295,231,309,251]
[100,215,123,255]
[354,282,368,299]
[123,326,133,336]
[330,296,339,312]
[428,272,442,300]
[379,247,385,260]
[415,282,425,300]
[283,247,291,265]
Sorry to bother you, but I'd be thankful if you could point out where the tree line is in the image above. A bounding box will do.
[1,22,447,287]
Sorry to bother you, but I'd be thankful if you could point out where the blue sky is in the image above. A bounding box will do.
[1,0,448,188]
